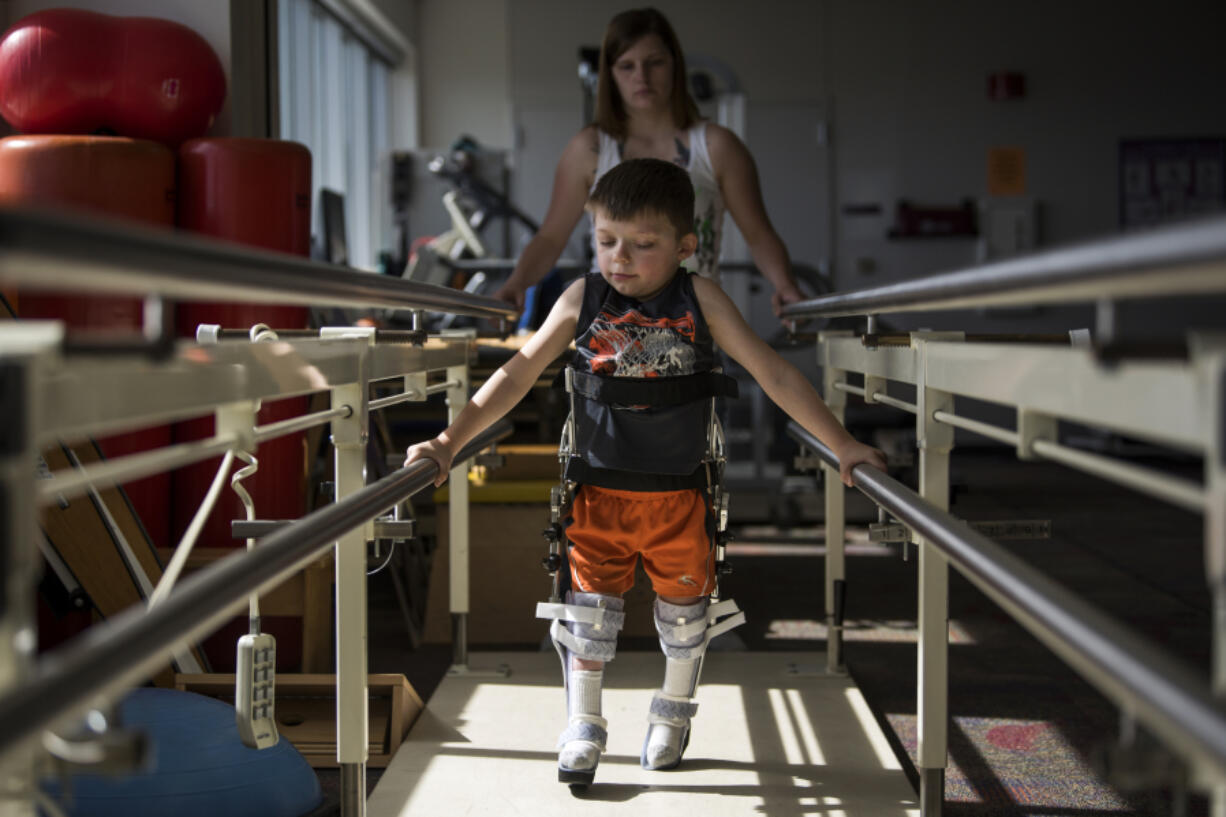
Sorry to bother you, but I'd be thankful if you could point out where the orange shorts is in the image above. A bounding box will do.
[566,485,714,597]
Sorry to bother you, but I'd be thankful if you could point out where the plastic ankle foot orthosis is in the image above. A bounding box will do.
[641,596,745,771]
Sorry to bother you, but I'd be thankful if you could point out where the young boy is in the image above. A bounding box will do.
[406,158,886,785]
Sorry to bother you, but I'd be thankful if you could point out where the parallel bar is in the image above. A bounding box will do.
[369,390,422,412]
[0,206,518,320]
[781,213,1226,319]
[0,420,513,763]
[42,401,362,504]
[1031,438,1205,513]
[930,409,1205,511]
[255,405,352,442]
[832,380,916,413]
[873,393,917,414]
[368,378,459,413]
[37,334,469,444]
[786,420,1226,780]
[933,409,1018,446]
[38,433,239,503]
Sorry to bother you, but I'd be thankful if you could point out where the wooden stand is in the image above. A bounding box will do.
[156,548,333,672]
[176,673,423,767]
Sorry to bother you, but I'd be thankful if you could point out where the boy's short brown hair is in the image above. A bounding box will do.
[587,158,695,238]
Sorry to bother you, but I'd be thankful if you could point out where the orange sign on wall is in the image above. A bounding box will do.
[988,147,1027,196]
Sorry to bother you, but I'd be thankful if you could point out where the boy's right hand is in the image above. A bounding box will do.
[404,438,456,487]
[833,440,888,488]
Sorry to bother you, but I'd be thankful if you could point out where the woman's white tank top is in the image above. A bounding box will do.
[591,121,725,283]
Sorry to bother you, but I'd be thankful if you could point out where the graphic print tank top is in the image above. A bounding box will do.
[567,270,718,484]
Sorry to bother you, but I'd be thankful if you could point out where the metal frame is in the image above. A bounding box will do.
[0,205,516,817]
[783,213,1226,816]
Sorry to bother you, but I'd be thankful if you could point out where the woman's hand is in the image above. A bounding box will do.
[492,275,527,311]
[404,437,456,487]
[833,439,888,488]
[770,281,805,319]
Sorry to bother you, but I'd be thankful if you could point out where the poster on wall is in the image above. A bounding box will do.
[1119,138,1225,229]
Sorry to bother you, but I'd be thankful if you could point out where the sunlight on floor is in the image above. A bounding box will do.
[765,617,976,644]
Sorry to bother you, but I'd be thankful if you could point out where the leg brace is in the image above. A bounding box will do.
[536,591,625,782]
[642,595,745,770]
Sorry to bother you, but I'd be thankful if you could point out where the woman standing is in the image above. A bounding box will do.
[495,7,804,319]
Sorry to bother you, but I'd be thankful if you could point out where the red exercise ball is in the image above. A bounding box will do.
[178,138,312,255]
[0,9,226,147]
[0,134,176,550]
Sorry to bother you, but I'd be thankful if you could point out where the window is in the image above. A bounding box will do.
[277,0,393,271]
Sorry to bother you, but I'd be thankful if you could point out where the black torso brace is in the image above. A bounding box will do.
[564,271,738,491]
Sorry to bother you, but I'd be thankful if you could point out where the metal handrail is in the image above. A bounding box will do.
[780,213,1226,319]
[787,420,1226,779]
[0,205,518,320]
[0,418,512,762]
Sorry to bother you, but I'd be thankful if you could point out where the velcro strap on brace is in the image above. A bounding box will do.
[550,620,619,661]
[557,716,608,750]
[569,368,739,407]
[539,591,625,663]
[536,602,626,632]
[648,691,699,725]
[656,597,747,660]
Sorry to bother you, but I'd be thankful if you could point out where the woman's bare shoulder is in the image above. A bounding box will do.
[703,122,749,160]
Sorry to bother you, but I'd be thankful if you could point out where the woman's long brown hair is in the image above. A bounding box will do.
[593,7,700,140]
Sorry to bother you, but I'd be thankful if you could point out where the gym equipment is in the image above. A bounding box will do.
[404,140,538,286]
[0,9,226,146]
[0,133,177,550]
[173,138,313,671]
[39,688,320,817]
[402,137,570,330]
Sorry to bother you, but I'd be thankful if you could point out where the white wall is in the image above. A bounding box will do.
[4,0,234,137]
[830,0,1226,296]
[416,0,511,149]
[411,0,1225,297]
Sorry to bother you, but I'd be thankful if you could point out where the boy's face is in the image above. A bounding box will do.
[592,208,697,301]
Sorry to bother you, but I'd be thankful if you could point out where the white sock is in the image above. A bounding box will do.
[559,669,603,771]
[644,658,698,769]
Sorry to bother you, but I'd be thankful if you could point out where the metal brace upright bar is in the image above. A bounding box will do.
[328,332,373,817]
[914,332,960,817]
[0,325,57,817]
[820,331,850,674]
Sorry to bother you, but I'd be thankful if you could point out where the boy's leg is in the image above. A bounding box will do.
[536,486,635,783]
[638,490,745,770]
[549,591,624,781]
[643,594,708,770]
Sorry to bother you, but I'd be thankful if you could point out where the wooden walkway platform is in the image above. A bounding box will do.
[368,651,918,816]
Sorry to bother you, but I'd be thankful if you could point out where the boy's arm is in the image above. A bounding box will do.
[405,278,584,484]
[694,276,886,486]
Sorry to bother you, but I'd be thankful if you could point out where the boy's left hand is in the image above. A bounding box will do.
[833,440,888,488]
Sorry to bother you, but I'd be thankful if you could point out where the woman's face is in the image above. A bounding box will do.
[610,34,674,114]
